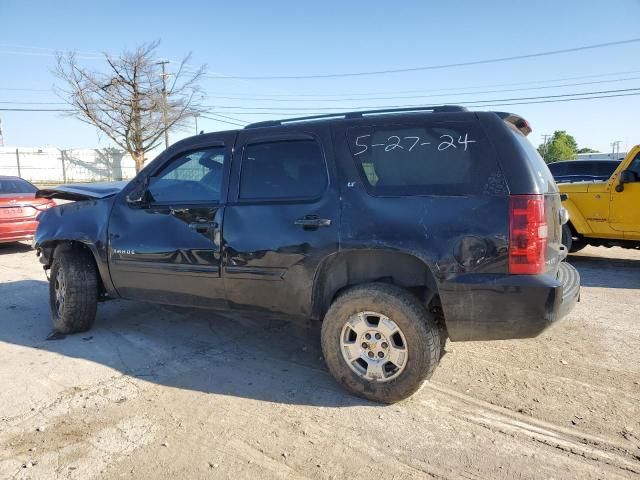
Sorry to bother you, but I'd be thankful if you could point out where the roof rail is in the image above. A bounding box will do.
[244,105,468,129]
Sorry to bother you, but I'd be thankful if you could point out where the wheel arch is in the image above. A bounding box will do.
[39,238,114,298]
[311,250,439,320]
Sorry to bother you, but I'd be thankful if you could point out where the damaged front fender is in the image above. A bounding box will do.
[34,196,118,297]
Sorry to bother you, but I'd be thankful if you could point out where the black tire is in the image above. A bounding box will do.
[49,248,98,333]
[562,224,587,253]
[321,283,441,404]
[561,224,573,252]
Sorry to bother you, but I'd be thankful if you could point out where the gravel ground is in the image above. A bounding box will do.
[0,243,638,479]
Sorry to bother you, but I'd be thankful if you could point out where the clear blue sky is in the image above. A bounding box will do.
[1,0,639,154]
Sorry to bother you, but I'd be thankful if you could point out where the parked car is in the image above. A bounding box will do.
[0,176,55,244]
[548,159,622,184]
[34,106,580,403]
[559,145,640,252]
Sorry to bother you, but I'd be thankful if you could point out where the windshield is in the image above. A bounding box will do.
[0,178,37,195]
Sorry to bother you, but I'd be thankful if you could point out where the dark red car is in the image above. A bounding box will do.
[0,176,55,244]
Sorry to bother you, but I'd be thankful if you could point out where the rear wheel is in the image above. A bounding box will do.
[49,249,98,333]
[321,283,441,403]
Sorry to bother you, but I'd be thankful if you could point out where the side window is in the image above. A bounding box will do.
[147,147,225,203]
[348,122,504,196]
[548,163,567,176]
[239,139,327,200]
[595,162,618,178]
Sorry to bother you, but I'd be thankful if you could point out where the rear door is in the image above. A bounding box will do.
[108,133,234,307]
[222,126,340,317]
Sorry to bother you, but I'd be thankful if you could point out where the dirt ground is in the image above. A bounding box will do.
[0,243,638,479]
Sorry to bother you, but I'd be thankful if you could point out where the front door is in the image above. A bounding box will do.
[610,150,640,236]
[108,134,233,307]
[223,128,340,317]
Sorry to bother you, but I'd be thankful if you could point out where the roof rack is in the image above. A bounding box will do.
[244,105,468,129]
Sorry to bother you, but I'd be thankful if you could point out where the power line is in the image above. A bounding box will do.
[4,67,640,99]
[198,75,640,102]
[0,43,102,56]
[202,92,640,115]
[197,38,640,80]
[194,69,640,97]
[203,112,248,124]
[2,88,639,114]
[0,49,101,60]
[0,108,72,112]
[198,86,640,111]
[15,73,637,106]
[200,114,246,127]
[7,73,640,103]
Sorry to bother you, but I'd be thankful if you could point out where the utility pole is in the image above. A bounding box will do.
[611,140,622,159]
[0,117,4,147]
[541,134,551,162]
[157,60,170,149]
[194,113,200,135]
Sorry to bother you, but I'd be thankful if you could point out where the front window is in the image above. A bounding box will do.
[627,152,640,178]
[147,147,225,203]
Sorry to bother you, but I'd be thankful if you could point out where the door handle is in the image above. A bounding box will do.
[188,220,218,231]
[294,215,331,229]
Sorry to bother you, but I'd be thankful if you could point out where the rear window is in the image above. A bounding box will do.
[239,139,327,200]
[506,126,557,192]
[347,122,505,196]
[0,178,37,195]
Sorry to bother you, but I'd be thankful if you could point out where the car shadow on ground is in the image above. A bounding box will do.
[0,279,372,408]
[0,242,33,254]
[568,253,640,289]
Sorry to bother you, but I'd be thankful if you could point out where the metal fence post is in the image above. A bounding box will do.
[61,150,67,183]
[15,148,21,178]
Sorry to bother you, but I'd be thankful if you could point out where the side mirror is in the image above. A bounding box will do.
[126,177,149,206]
[615,170,637,192]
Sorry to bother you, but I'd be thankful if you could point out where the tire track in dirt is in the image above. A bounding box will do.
[423,382,640,476]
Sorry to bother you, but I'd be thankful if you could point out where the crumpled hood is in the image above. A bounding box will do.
[36,180,130,201]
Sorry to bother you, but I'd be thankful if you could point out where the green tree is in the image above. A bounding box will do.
[538,130,578,163]
[576,147,599,154]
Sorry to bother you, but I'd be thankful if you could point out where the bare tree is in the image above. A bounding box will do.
[54,41,206,172]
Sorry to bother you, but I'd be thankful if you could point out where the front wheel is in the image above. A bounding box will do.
[49,249,98,333]
[321,283,441,403]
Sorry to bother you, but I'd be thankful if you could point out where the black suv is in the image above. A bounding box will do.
[34,106,580,403]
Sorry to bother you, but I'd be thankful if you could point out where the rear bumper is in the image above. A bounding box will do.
[440,262,580,341]
[0,219,38,243]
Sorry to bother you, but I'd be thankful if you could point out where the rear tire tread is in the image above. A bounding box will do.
[321,283,440,404]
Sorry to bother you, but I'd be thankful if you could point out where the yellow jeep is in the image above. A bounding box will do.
[559,145,640,252]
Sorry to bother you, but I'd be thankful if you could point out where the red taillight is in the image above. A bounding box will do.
[509,195,547,275]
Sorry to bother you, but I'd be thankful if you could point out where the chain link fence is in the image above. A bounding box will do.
[0,147,138,185]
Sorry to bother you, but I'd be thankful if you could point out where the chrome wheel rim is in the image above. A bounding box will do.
[339,311,408,382]
[54,268,66,316]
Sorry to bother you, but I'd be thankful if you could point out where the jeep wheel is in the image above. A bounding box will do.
[321,283,441,403]
[562,224,586,253]
[49,249,98,333]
